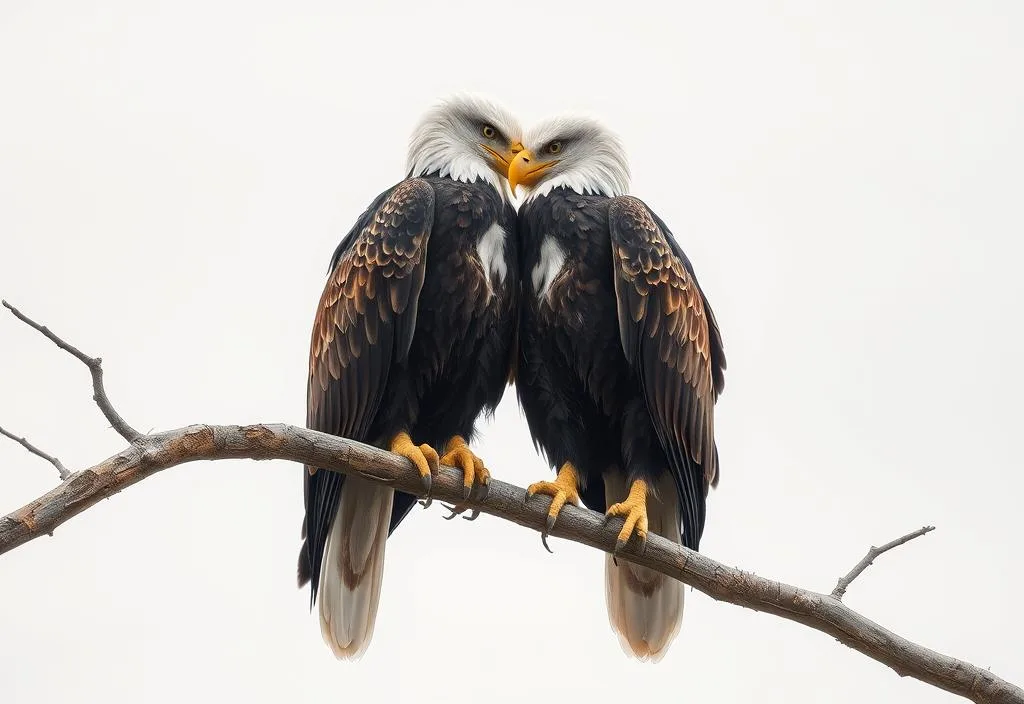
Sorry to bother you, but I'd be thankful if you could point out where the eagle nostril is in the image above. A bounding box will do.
[522,157,530,163]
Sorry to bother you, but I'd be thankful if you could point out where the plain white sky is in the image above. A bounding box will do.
[1,1,1021,702]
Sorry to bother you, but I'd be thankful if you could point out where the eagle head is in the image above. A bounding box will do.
[406,93,524,199]
[509,115,631,201]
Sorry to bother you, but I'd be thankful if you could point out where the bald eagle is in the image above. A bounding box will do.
[509,116,726,661]
[297,94,523,658]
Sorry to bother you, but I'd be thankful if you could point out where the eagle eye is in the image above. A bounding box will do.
[482,124,497,139]
[547,141,562,155]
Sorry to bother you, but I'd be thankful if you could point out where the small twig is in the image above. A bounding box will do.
[0,426,70,480]
[2,301,141,442]
[832,525,936,600]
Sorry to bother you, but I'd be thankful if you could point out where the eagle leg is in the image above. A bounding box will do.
[437,436,491,521]
[389,431,440,508]
[526,462,581,553]
[605,479,649,555]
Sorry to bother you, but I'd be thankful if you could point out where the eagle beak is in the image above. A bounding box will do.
[508,150,558,195]
[482,142,525,178]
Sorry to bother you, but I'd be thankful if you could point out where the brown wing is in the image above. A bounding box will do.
[298,178,434,596]
[609,196,725,550]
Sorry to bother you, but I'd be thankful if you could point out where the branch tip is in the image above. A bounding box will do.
[0,425,70,480]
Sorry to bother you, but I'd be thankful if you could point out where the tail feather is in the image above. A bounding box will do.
[318,477,394,659]
[604,473,684,662]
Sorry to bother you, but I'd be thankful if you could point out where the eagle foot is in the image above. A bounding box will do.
[437,436,490,520]
[388,432,440,509]
[440,436,491,499]
[605,478,649,555]
[526,462,581,554]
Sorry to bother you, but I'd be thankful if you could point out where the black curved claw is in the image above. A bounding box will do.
[440,502,480,521]
[418,473,433,509]
[462,484,472,500]
[541,531,554,554]
[539,511,559,554]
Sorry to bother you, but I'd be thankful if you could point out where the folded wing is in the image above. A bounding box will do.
[298,178,435,599]
[608,196,725,550]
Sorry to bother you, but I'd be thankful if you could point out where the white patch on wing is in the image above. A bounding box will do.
[531,236,567,302]
[476,223,508,296]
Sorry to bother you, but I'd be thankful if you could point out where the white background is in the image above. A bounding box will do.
[1,2,1021,702]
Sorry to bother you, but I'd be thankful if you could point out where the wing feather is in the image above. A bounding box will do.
[298,178,435,600]
[609,196,725,551]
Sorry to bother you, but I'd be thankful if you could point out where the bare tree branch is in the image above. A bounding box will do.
[832,525,936,600]
[0,426,70,480]
[0,425,1019,704]
[2,300,141,442]
[2,305,1020,704]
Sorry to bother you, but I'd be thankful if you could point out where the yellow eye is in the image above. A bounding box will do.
[547,141,562,154]
[482,124,496,139]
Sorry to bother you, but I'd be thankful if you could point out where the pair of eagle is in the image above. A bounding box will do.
[296,94,726,663]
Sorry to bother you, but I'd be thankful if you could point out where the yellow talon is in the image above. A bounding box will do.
[439,436,490,521]
[389,431,440,507]
[440,435,491,499]
[526,462,581,552]
[606,479,649,554]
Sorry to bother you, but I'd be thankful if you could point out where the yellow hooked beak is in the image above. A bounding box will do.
[481,141,525,178]
[507,150,559,195]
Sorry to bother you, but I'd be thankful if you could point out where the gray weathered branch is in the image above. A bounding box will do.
[2,301,1020,703]
[832,525,936,600]
[0,424,1019,704]
[2,300,141,442]
[0,426,70,480]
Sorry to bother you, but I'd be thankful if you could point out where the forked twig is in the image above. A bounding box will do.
[2,301,141,442]
[832,525,936,600]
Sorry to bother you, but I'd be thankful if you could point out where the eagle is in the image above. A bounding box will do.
[297,94,523,658]
[509,116,726,661]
